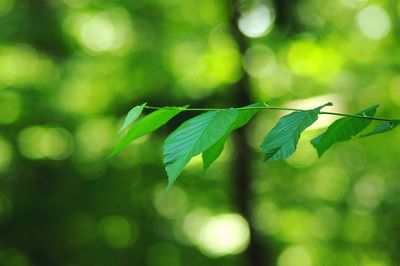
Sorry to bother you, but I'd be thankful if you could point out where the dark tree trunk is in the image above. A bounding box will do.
[227,0,302,264]
[227,1,273,265]
[273,0,302,33]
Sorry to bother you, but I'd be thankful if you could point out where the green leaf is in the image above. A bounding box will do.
[163,109,238,187]
[261,102,332,162]
[360,120,400,138]
[117,103,147,134]
[311,104,379,157]
[202,103,262,170]
[110,106,187,157]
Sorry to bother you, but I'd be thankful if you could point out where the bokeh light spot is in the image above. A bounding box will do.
[312,166,349,201]
[238,4,274,38]
[0,0,13,16]
[0,91,22,124]
[75,117,115,161]
[0,45,58,88]
[352,175,385,210]
[153,185,188,219]
[288,41,322,77]
[183,208,211,242]
[277,209,313,242]
[356,5,391,40]
[18,126,73,160]
[252,65,293,99]
[312,207,340,240]
[170,36,241,98]
[0,137,13,173]
[65,9,134,54]
[57,78,114,115]
[278,246,313,266]
[197,213,250,257]
[342,212,375,243]
[98,215,138,248]
[183,210,249,257]
[288,41,343,81]
[253,200,279,235]
[341,0,367,9]
[81,15,119,52]
[244,45,276,79]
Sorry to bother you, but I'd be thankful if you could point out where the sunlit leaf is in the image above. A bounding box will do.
[202,103,262,170]
[360,120,400,138]
[261,102,332,162]
[111,106,187,157]
[117,103,147,134]
[311,104,379,157]
[164,109,238,187]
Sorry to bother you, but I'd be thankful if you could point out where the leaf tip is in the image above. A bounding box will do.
[165,184,172,192]
[315,146,325,158]
[202,162,210,173]
[117,102,147,135]
[180,104,190,110]
[166,178,175,191]
[116,127,125,136]
[262,157,270,163]
[365,104,380,115]
[117,130,128,136]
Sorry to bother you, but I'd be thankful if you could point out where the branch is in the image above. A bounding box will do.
[143,103,396,122]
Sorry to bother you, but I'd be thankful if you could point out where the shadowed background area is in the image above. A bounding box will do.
[0,0,400,265]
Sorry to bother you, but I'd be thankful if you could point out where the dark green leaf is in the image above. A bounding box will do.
[202,103,262,170]
[111,106,187,157]
[261,103,332,162]
[311,104,379,157]
[117,103,147,134]
[164,109,238,187]
[360,120,400,138]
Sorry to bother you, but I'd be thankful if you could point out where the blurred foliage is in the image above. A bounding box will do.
[0,0,400,265]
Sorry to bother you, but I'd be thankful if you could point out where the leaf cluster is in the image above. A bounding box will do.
[111,102,399,187]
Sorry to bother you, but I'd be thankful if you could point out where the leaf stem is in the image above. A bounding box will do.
[143,105,395,122]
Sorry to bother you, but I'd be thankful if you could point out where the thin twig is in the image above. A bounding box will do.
[143,104,395,122]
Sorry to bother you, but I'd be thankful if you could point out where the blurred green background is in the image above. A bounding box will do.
[1,0,400,265]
